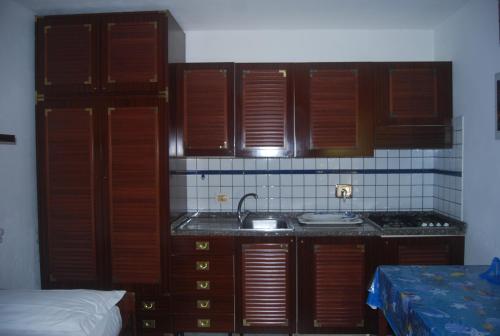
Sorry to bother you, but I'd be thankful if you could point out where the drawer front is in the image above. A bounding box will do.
[172,294,234,314]
[172,237,235,256]
[171,276,234,295]
[173,314,234,332]
[137,313,171,334]
[136,296,169,313]
[172,255,233,276]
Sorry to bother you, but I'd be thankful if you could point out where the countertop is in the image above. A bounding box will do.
[170,212,466,237]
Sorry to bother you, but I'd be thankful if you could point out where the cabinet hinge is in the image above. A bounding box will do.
[242,319,250,326]
[356,319,365,327]
[159,87,169,103]
[280,244,288,252]
[83,24,91,32]
[314,319,321,327]
[356,244,365,252]
[278,69,287,78]
[36,91,45,104]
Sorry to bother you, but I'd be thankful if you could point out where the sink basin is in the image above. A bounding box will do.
[241,216,292,231]
[178,217,239,231]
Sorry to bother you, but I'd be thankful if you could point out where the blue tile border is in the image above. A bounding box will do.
[171,169,461,177]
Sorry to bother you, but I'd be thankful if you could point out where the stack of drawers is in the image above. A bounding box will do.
[136,295,170,335]
[171,237,235,332]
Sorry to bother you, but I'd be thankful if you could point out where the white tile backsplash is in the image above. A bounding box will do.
[173,117,463,219]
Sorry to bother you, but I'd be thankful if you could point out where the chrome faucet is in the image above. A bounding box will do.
[237,193,258,223]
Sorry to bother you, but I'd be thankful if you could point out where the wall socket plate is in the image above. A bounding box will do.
[335,184,353,198]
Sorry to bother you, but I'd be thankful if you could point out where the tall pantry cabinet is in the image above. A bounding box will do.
[35,11,185,334]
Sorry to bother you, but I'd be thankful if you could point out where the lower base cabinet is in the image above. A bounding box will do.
[236,236,296,334]
[297,237,377,334]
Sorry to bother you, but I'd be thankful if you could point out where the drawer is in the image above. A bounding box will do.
[172,236,235,255]
[173,314,234,332]
[136,296,169,313]
[172,294,234,314]
[171,276,234,295]
[171,255,233,276]
[137,313,171,334]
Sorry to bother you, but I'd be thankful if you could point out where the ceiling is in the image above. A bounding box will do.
[13,0,469,31]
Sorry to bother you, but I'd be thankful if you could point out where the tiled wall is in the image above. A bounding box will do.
[433,116,464,219]
[170,117,464,220]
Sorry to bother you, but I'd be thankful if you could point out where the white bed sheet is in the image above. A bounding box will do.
[0,289,125,336]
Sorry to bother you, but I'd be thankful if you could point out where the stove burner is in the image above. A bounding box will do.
[367,212,455,229]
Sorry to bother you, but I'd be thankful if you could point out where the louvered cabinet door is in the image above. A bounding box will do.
[295,63,374,157]
[105,98,164,285]
[383,237,464,266]
[235,64,294,157]
[177,63,234,156]
[37,101,102,288]
[36,15,98,95]
[375,62,452,148]
[101,12,166,93]
[312,243,366,329]
[237,238,295,333]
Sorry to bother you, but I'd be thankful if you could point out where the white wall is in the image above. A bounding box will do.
[0,0,39,288]
[435,0,500,264]
[186,29,434,62]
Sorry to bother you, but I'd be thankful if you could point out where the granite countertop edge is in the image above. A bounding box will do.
[170,212,466,237]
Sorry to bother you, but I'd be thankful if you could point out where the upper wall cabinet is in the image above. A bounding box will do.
[375,62,452,148]
[295,63,374,157]
[36,15,98,95]
[175,63,234,156]
[235,64,294,157]
[36,12,171,96]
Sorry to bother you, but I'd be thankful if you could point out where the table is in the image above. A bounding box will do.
[367,265,500,336]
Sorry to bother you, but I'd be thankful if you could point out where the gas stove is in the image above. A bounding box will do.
[367,212,462,229]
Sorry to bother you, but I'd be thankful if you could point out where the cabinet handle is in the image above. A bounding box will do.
[219,141,228,149]
[141,301,156,311]
[196,261,210,271]
[197,319,211,328]
[195,241,210,251]
[142,320,156,329]
[196,280,210,290]
[197,300,210,309]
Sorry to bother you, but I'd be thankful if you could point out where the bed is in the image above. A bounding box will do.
[0,289,136,336]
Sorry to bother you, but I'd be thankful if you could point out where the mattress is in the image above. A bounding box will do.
[0,289,125,336]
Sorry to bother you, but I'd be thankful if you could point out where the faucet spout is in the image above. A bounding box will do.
[237,193,258,223]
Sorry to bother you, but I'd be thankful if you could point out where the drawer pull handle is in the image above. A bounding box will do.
[142,320,156,329]
[196,280,210,290]
[196,261,210,271]
[197,319,211,328]
[141,301,156,311]
[197,300,210,309]
[195,241,210,250]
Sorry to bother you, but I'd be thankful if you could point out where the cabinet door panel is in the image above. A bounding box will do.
[313,244,365,328]
[106,101,162,284]
[237,239,295,333]
[236,64,294,157]
[102,13,166,93]
[39,103,101,287]
[375,62,452,148]
[36,16,98,94]
[177,63,234,156]
[295,63,374,156]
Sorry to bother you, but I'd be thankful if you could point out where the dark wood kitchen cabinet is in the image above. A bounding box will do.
[36,10,186,336]
[295,63,374,157]
[235,63,294,157]
[236,237,295,334]
[381,236,465,265]
[174,63,234,156]
[375,62,453,148]
[171,236,235,333]
[37,11,181,96]
[298,237,376,334]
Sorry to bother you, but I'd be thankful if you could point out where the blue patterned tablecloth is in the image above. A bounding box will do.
[367,265,500,336]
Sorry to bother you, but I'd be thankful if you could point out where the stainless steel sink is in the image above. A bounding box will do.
[241,216,293,231]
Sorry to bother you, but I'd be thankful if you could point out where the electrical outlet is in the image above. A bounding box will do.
[216,194,229,203]
[335,184,353,198]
